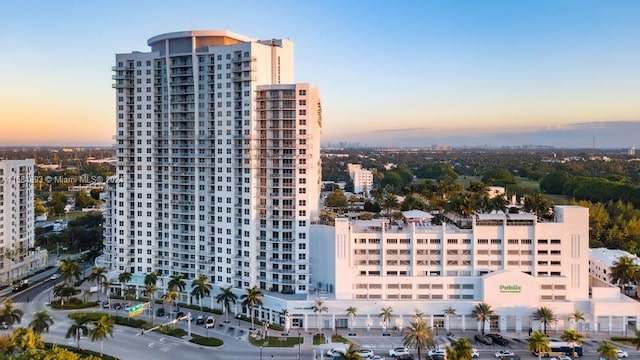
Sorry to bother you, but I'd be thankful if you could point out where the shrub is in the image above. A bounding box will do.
[51,299,98,310]
[190,335,223,347]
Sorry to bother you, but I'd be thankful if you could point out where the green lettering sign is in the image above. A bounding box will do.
[499,285,522,293]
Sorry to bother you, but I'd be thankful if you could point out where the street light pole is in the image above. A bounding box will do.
[260,346,263,360]
[297,330,301,360]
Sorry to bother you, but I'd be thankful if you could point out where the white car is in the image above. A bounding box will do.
[356,349,374,358]
[446,332,457,341]
[471,348,479,358]
[373,356,385,360]
[49,273,59,280]
[328,348,347,357]
[389,347,410,357]
[616,349,629,358]
[495,350,515,358]
[204,316,216,328]
[549,356,571,360]
[428,349,447,357]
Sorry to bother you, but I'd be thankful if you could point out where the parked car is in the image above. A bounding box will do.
[123,302,130,310]
[471,348,479,358]
[475,333,493,345]
[113,302,122,310]
[488,333,510,346]
[389,347,410,357]
[372,356,386,360]
[446,332,457,341]
[395,356,414,360]
[156,307,165,317]
[176,311,185,319]
[204,316,216,328]
[1,322,8,330]
[495,350,515,358]
[550,356,571,360]
[196,315,205,325]
[355,349,374,358]
[327,348,347,357]
[616,349,629,358]
[49,273,59,280]
[427,349,446,358]
[102,301,110,309]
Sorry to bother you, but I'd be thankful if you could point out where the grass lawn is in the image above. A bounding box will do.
[49,211,89,222]
[248,335,302,347]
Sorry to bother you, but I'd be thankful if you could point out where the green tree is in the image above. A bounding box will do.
[216,285,238,323]
[446,337,474,360]
[630,329,640,350]
[346,306,357,331]
[143,283,158,324]
[89,315,114,357]
[402,320,435,360]
[313,299,328,331]
[0,300,24,328]
[324,189,348,209]
[471,302,493,334]
[88,266,107,302]
[379,306,393,331]
[74,191,97,209]
[167,273,186,292]
[561,329,584,360]
[597,341,619,360]
[609,255,638,295]
[482,168,515,186]
[240,285,264,330]
[568,310,585,331]
[65,317,89,350]
[444,306,456,331]
[540,170,573,194]
[59,257,80,287]
[533,306,556,335]
[28,310,54,335]
[34,198,47,216]
[117,271,132,298]
[162,289,179,317]
[528,330,550,360]
[144,271,158,286]
[11,327,44,354]
[190,274,212,311]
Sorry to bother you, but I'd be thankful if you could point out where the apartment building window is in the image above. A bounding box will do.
[508,239,519,244]
[447,239,458,244]
[429,239,440,244]
[490,239,502,244]
[477,239,489,244]
[521,239,532,244]
[550,239,561,244]
[538,239,548,244]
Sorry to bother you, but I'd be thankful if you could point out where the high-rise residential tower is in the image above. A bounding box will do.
[0,159,47,286]
[104,30,321,301]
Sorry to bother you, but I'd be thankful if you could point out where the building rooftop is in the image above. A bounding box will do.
[589,247,639,267]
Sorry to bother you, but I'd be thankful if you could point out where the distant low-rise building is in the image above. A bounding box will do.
[589,247,640,288]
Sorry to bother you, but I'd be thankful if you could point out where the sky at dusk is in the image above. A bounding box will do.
[1,0,639,148]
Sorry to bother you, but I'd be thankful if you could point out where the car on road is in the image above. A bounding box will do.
[327,348,347,357]
[427,349,446,357]
[355,349,374,358]
[495,350,515,358]
[123,302,130,310]
[389,347,411,357]
[156,307,165,317]
[475,333,493,345]
[488,333,510,346]
[446,332,457,341]
[395,356,414,360]
[196,315,205,325]
[372,356,385,360]
[204,316,216,328]
[113,302,122,310]
[102,301,110,309]
[0,322,8,330]
[50,274,59,280]
[176,311,185,319]
[616,349,629,358]
[549,356,571,360]
[471,348,479,358]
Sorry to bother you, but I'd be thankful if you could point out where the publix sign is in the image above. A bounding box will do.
[499,285,522,293]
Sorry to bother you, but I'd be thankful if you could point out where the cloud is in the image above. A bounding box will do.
[368,127,431,133]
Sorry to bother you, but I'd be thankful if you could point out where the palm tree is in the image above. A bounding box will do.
[447,337,473,360]
[609,256,638,295]
[383,193,398,220]
[167,273,186,292]
[533,306,556,335]
[280,309,290,332]
[240,285,264,330]
[444,305,456,331]
[124,285,136,302]
[59,257,80,286]
[11,327,44,354]
[0,300,24,328]
[402,320,435,360]
[561,329,584,360]
[312,299,329,332]
[88,266,107,302]
[471,302,493,334]
[379,307,393,331]
[216,285,238,323]
[342,343,363,360]
[190,274,212,311]
[102,279,113,307]
[528,330,551,360]
[597,341,619,360]
[568,310,585,331]
[89,315,114,357]
[144,270,158,286]
[162,289,179,318]
[346,306,357,331]
[28,310,54,334]
[65,317,89,350]
[143,283,158,324]
[118,271,132,298]
[630,329,640,351]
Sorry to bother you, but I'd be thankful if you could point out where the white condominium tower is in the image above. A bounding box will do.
[0,159,47,286]
[104,30,321,298]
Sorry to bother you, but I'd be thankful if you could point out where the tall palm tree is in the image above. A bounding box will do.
[444,305,456,331]
[471,302,493,334]
[102,279,114,307]
[144,270,158,286]
[167,273,186,292]
[88,266,107,302]
[240,285,264,330]
[568,310,585,331]
[0,300,24,328]
[402,320,435,360]
[630,329,640,350]
[609,256,638,295]
[190,274,212,311]
[280,309,290,332]
[118,271,132,298]
[346,306,357,331]
[216,285,238,323]
[28,310,54,334]
[65,317,89,350]
[528,330,551,360]
[379,307,393,331]
[143,283,158,324]
[11,327,44,354]
[447,337,473,360]
[124,285,136,302]
[342,343,363,360]
[162,289,179,318]
[533,306,556,335]
[89,315,114,357]
[597,341,619,360]
[312,299,329,332]
[383,193,398,220]
[561,329,584,360]
[59,257,80,286]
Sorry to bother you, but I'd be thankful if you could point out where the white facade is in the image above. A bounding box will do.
[0,159,47,285]
[589,247,639,287]
[351,168,373,196]
[104,30,321,301]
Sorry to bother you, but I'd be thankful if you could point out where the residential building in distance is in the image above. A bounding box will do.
[347,163,373,197]
[0,159,48,286]
[103,30,321,303]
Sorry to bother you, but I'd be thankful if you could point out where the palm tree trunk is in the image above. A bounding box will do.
[101,339,104,356]
[77,333,81,350]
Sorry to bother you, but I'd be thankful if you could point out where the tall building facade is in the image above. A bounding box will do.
[104,30,321,300]
[0,159,47,286]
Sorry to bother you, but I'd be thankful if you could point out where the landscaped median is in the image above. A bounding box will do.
[69,312,224,347]
[248,334,303,347]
